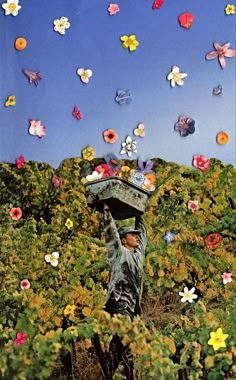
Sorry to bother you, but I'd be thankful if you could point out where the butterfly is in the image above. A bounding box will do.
[72,106,82,120]
[213,85,223,96]
[115,89,132,105]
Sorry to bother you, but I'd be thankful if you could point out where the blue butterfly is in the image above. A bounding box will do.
[213,85,223,96]
[115,89,132,105]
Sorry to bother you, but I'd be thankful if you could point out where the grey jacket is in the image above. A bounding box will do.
[103,208,147,314]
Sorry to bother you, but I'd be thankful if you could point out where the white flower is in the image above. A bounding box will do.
[120,136,137,157]
[45,252,59,267]
[86,171,103,182]
[2,0,21,16]
[167,66,188,87]
[53,16,70,35]
[179,286,198,303]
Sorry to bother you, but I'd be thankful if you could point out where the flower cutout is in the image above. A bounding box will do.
[16,155,25,169]
[188,200,199,213]
[143,178,155,192]
[204,233,223,250]
[77,68,93,84]
[208,328,229,351]
[52,174,63,188]
[2,0,21,16]
[179,286,198,303]
[22,69,41,86]
[216,131,229,145]
[53,16,70,35]
[45,252,59,267]
[82,146,95,161]
[213,84,223,96]
[164,231,176,244]
[192,155,210,171]
[131,172,146,188]
[64,304,76,316]
[152,0,163,9]
[72,106,82,120]
[136,158,155,175]
[134,123,145,137]
[120,35,139,51]
[206,42,236,69]
[29,120,46,138]
[145,172,156,184]
[14,332,27,345]
[108,3,120,15]
[65,218,73,229]
[120,136,137,157]
[20,279,31,290]
[104,153,121,169]
[15,37,27,50]
[178,12,194,29]
[5,95,16,107]
[94,164,111,178]
[10,207,22,221]
[222,272,232,285]
[225,4,235,15]
[86,171,103,182]
[167,66,188,87]
[175,116,195,137]
[115,89,132,105]
[103,129,118,143]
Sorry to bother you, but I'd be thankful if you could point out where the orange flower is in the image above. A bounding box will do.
[145,173,156,184]
[15,37,27,51]
[103,129,118,144]
[216,131,229,145]
[205,233,223,250]
[10,207,22,221]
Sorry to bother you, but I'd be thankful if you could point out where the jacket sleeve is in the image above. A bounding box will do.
[135,215,147,260]
[103,208,123,264]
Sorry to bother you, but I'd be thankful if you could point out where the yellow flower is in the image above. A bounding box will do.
[225,4,235,15]
[120,34,139,51]
[64,304,76,316]
[82,146,95,161]
[65,218,73,229]
[5,95,16,107]
[121,165,131,173]
[208,328,229,351]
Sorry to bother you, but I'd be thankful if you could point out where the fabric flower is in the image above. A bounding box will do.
[167,66,188,87]
[53,16,70,35]
[5,95,16,107]
[103,129,118,143]
[10,207,22,221]
[188,200,199,212]
[120,35,139,51]
[52,174,63,188]
[120,136,137,157]
[82,146,95,161]
[152,0,163,9]
[115,89,132,105]
[221,272,232,285]
[22,69,41,86]
[65,218,73,229]
[2,0,21,16]
[225,4,235,15]
[206,42,236,69]
[108,3,120,15]
[175,116,195,136]
[208,328,229,351]
[164,231,176,244]
[216,131,229,145]
[178,12,194,29]
[45,252,59,267]
[64,304,76,316]
[14,332,27,345]
[205,233,223,250]
[77,68,93,83]
[179,286,198,303]
[16,155,25,169]
[192,155,210,171]
[20,279,31,290]
[86,171,103,182]
[29,120,46,138]
[134,123,145,137]
[143,178,155,192]
[94,164,111,178]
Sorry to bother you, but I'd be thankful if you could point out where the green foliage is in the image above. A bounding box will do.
[0,157,235,379]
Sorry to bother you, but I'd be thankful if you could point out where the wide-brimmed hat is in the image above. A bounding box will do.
[118,226,141,239]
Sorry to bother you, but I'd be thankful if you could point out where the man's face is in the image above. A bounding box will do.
[122,232,139,249]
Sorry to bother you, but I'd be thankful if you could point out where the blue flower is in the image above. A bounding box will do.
[115,89,132,105]
[164,231,176,244]
[174,116,195,137]
[131,172,146,187]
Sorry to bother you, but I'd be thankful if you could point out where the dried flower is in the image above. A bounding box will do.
[52,174,63,188]
[134,123,145,137]
[29,120,46,138]
[221,272,232,285]
[206,42,236,69]
[94,164,111,178]
[167,66,187,87]
[208,328,229,351]
[72,106,82,120]
[179,286,198,303]
[164,231,176,244]
[175,116,195,137]
[20,279,31,290]
[82,146,95,161]
[103,129,118,143]
[143,178,155,192]
[104,153,121,169]
[225,4,235,15]
[188,200,199,212]
[77,68,93,83]
[152,0,163,9]
[131,172,146,188]
[2,0,21,16]
[64,304,76,316]
[192,155,210,171]
[5,95,16,107]
[216,131,229,145]
[108,3,120,15]
[65,218,73,229]
[178,12,194,29]
[10,207,22,221]
[120,136,137,157]
[45,252,59,267]
[53,16,70,35]
[115,89,132,105]
[204,233,222,250]
[14,332,27,345]
[22,69,41,86]
[86,171,103,182]
[120,34,139,51]
[16,155,25,169]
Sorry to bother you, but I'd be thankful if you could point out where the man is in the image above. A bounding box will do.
[103,203,147,318]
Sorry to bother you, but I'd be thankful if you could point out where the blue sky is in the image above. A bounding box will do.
[0,0,235,168]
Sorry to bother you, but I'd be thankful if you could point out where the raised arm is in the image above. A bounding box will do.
[103,203,123,264]
[135,214,147,259]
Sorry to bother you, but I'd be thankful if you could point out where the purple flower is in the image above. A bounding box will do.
[164,231,176,244]
[22,69,42,86]
[136,158,155,175]
[174,116,195,137]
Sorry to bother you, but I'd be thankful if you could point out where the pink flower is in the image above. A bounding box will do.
[94,164,111,178]
[20,279,31,290]
[10,207,22,221]
[206,42,236,69]
[14,332,27,345]
[29,120,46,138]
[16,155,25,169]
[188,200,199,212]
[52,174,63,188]
[221,272,232,285]
[143,178,155,192]
[192,155,210,172]
[108,3,120,15]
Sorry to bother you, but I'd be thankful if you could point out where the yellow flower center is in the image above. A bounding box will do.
[126,38,133,46]
[185,292,192,300]
[9,3,16,11]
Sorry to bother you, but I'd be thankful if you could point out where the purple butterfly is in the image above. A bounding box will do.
[136,158,156,175]
[22,69,42,86]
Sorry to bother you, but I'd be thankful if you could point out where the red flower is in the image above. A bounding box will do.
[178,12,194,29]
[94,164,111,178]
[14,332,27,345]
[205,233,223,250]
[10,207,22,221]
[16,155,25,169]
[103,129,118,144]
[152,0,163,9]
[192,155,210,172]
[72,106,82,120]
